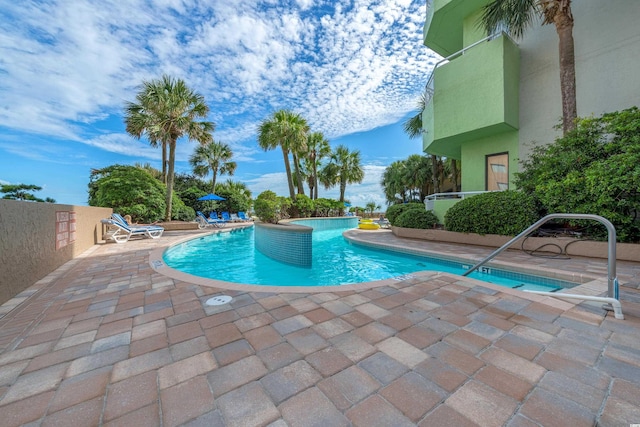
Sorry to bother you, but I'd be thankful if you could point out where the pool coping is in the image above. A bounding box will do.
[148,225,607,312]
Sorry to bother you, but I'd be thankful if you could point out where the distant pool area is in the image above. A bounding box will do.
[161,219,577,292]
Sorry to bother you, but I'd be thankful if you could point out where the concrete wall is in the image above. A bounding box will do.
[0,200,112,305]
[518,0,640,159]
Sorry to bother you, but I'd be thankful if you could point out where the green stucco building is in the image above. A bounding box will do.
[422,0,640,219]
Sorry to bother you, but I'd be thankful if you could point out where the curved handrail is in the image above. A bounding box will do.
[462,214,620,317]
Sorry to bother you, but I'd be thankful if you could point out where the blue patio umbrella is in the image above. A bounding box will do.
[198,193,225,201]
[344,202,351,207]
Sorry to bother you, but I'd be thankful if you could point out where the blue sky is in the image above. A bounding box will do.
[0,0,439,209]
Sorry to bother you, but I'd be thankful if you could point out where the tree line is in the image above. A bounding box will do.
[122,75,365,221]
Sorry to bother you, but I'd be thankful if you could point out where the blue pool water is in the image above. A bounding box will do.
[163,227,574,291]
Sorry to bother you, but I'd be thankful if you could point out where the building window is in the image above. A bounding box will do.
[486,153,508,191]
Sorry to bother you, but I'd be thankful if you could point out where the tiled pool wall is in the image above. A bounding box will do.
[255,223,313,267]
[255,217,358,267]
[348,239,578,290]
[290,217,359,230]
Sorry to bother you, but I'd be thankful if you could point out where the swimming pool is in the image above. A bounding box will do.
[163,226,575,292]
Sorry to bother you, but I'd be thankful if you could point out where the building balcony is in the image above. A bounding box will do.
[422,34,520,159]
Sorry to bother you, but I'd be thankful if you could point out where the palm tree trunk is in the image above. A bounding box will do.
[451,159,459,192]
[281,147,296,199]
[313,169,319,199]
[165,140,177,221]
[162,141,168,184]
[292,153,305,195]
[555,12,577,135]
[211,167,218,193]
[431,155,440,194]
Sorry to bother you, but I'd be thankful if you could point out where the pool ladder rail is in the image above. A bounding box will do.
[462,214,624,320]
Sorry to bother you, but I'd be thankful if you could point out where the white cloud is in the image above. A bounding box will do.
[0,0,437,148]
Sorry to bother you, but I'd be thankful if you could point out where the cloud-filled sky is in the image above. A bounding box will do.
[0,0,439,208]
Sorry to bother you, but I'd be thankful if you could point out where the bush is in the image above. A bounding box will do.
[516,107,640,242]
[170,194,195,221]
[444,191,539,236]
[395,209,439,229]
[292,194,314,218]
[254,191,291,223]
[386,202,425,226]
[89,165,166,223]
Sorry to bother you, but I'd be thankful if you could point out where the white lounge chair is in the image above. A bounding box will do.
[101,218,164,243]
[196,211,225,229]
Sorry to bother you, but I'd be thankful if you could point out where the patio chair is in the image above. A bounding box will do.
[220,211,233,222]
[195,211,225,229]
[237,212,253,221]
[101,218,164,243]
[209,212,228,224]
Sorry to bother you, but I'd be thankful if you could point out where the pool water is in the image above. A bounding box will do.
[163,227,573,291]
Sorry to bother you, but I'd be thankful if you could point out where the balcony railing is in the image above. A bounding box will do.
[424,190,498,211]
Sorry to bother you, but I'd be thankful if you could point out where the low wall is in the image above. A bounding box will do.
[0,200,112,305]
[255,222,313,267]
[391,227,640,262]
[289,216,359,230]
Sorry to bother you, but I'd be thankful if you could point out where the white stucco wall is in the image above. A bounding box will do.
[518,0,640,160]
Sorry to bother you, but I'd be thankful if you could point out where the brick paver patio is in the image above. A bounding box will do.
[1,226,639,426]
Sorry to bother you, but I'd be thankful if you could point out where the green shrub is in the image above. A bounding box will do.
[170,194,195,221]
[516,107,640,242]
[444,191,539,236]
[292,194,314,218]
[395,209,439,229]
[386,202,425,226]
[89,165,166,223]
[254,191,291,223]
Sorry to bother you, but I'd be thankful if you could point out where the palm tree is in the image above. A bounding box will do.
[190,140,237,193]
[404,154,434,201]
[480,0,576,134]
[321,145,364,203]
[302,131,331,199]
[403,94,445,194]
[381,160,408,204]
[257,110,309,199]
[125,75,214,221]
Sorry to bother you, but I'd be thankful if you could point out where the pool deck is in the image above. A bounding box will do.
[1,225,640,426]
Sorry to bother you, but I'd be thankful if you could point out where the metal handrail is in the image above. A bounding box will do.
[462,214,623,319]
[424,190,497,201]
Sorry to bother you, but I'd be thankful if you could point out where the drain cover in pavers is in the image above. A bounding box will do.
[206,295,233,306]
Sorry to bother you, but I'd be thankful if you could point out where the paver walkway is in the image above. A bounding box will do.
[1,227,639,426]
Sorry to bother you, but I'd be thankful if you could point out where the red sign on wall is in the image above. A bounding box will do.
[56,211,76,250]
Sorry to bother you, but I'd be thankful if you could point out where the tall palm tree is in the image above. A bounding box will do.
[480,0,576,134]
[302,131,331,199]
[257,110,309,199]
[321,145,364,203]
[125,75,214,221]
[381,160,408,204]
[189,140,237,193]
[404,154,434,201]
[403,94,445,194]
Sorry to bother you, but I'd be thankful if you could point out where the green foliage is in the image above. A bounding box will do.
[395,209,439,229]
[215,180,252,214]
[292,194,314,218]
[170,194,195,221]
[364,201,381,216]
[385,202,425,226]
[88,165,166,223]
[444,191,539,236]
[254,191,291,223]
[516,107,640,242]
[313,198,333,217]
[1,183,55,203]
